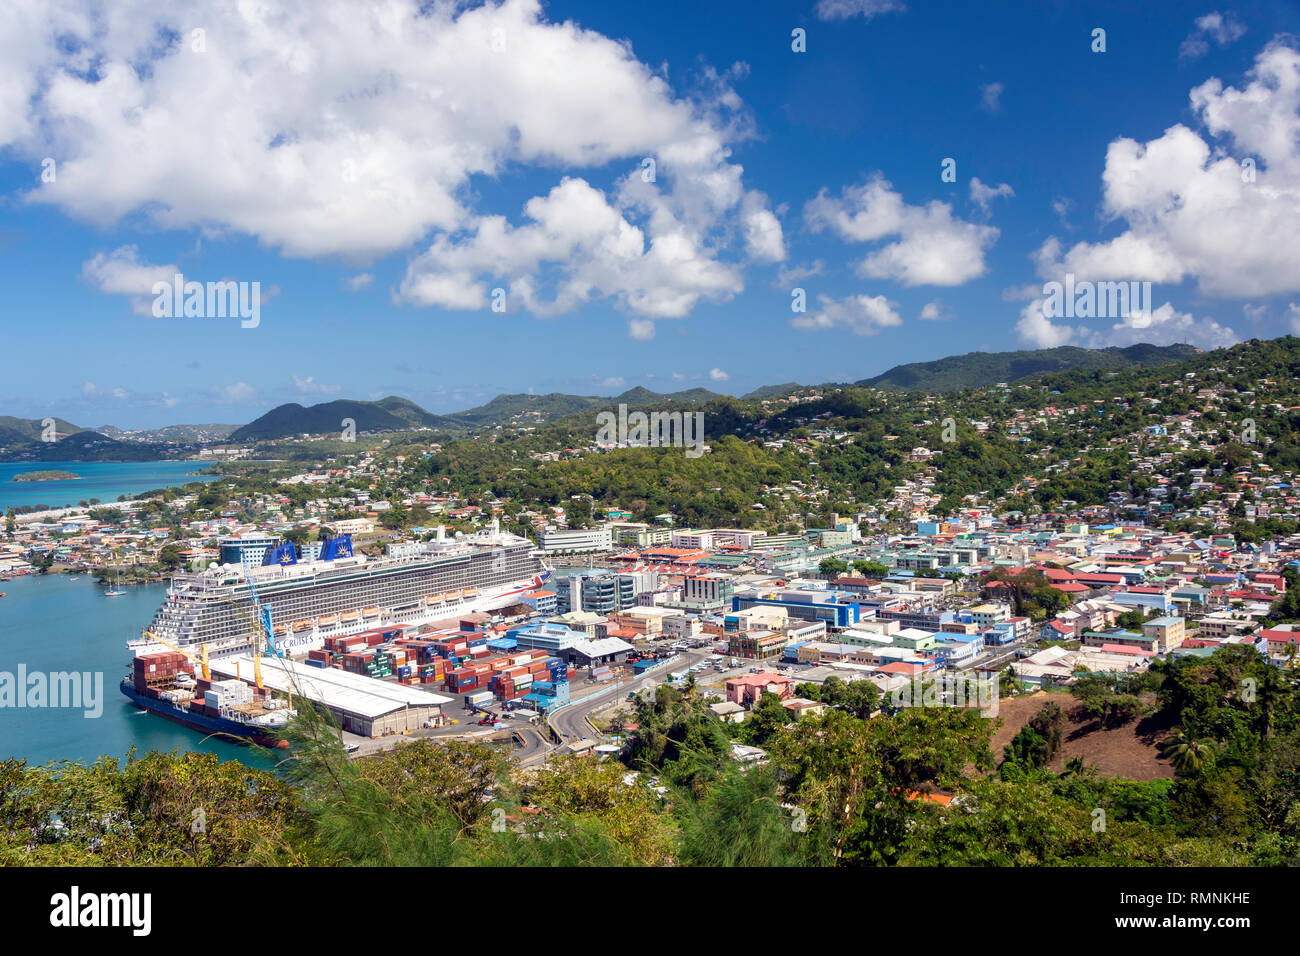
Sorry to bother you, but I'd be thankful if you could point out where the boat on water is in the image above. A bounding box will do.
[133,523,550,664]
[121,651,293,749]
[123,521,553,740]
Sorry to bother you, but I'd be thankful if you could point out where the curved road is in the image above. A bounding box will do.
[520,650,711,766]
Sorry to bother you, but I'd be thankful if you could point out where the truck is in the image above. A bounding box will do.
[464,690,494,709]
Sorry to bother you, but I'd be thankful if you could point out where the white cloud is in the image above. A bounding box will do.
[1088,302,1237,348]
[77,381,178,407]
[212,382,256,404]
[815,0,906,21]
[7,0,779,322]
[292,375,341,395]
[1180,12,1246,61]
[1015,298,1076,348]
[1031,41,1300,299]
[1287,302,1300,334]
[969,177,1013,216]
[776,260,825,286]
[628,318,656,341]
[792,293,902,335]
[805,177,998,286]
[1051,196,1073,229]
[598,376,626,389]
[1015,296,1237,350]
[741,192,786,263]
[709,367,730,381]
[80,245,177,316]
[399,176,745,320]
[918,300,949,320]
[980,82,1004,114]
[342,273,373,292]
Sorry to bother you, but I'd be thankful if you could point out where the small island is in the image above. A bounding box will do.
[11,470,80,482]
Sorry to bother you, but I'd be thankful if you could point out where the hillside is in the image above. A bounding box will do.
[229,400,420,441]
[859,344,1200,392]
[374,396,461,431]
[742,382,802,400]
[0,416,175,462]
[0,415,81,445]
[432,386,724,429]
[96,423,240,443]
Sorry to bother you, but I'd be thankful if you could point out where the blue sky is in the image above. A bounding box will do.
[2,0,1299,427]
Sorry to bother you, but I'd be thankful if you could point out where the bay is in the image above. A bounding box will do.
[0,460,217,512]
[0,573,276,771]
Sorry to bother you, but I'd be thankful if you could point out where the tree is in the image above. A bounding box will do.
[852,560,890,579]
[520,756,676,865]
[1163,732,1215,775]
[743,692,791,745]
[819,557,849,576]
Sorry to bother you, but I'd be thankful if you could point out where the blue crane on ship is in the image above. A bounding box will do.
[242,548,280,662]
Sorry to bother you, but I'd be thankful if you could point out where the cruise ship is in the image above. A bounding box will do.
[137,522,551,659]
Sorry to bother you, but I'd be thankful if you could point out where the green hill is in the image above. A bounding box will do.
[374,396,461,431]
[229,400,425,442]
[741,383,802,400]
[0,415,81,445]
[448,387,723,428]
[0,416,174,461]
[859,344,1200,392]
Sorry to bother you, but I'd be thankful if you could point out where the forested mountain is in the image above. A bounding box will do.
[230,399,428,441]
[859,344,1200,392]
[0,415,172,461]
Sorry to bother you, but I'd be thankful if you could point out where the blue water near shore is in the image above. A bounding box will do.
[0,573,276,770]
[0,459,216,512]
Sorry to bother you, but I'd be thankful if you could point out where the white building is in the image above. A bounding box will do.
[538,524,613,554]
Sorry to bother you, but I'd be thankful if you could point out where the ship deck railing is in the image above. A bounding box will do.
[168,541,534,598]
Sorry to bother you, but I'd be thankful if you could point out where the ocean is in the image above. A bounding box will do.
[0,572,276,770]
[0,460,217,512]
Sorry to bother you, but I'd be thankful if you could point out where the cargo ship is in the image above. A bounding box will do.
[136,522,551,661]
[121,650,294,748]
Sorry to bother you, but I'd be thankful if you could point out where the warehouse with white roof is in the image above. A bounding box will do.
[210,655,452,737]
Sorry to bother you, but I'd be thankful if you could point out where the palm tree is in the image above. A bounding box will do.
[1163,731,1214,774]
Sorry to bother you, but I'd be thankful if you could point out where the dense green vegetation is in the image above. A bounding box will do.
[859,343,1198,392]
[5,645,1296,867]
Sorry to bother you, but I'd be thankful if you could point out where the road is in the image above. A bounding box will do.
[519,649,713,765]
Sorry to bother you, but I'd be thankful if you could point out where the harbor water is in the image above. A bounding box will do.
[0,460,217,512]
[0,572,276,770]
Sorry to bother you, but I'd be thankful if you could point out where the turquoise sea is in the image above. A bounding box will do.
[0,459,216,512]
[0,572,276,770]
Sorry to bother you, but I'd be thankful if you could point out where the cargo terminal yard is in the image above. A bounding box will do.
[207,655,452,738]
[109,493,1300,766]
